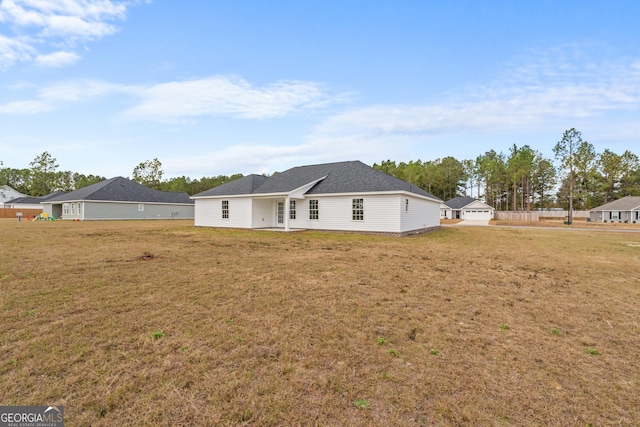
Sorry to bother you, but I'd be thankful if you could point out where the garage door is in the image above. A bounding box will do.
[463,209,492,220]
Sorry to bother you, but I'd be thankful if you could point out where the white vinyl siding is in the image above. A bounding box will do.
[195,197,251,227]
[297,194,439,233]
[80,201,193,220]
[194,193,441,234]
[400,195,441,232]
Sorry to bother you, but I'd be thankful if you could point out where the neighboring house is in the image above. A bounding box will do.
[441,196,494,220]
[41,177,194,220]
[0,185,27,208]
[589,196,640,223]
[191,160,442,236]
[4,192,65,210]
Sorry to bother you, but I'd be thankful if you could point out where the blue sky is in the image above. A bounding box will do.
[1,0,639,179]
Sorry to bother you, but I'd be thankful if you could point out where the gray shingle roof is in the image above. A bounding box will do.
[44,177,193,204]
[5,191,65,205]
[193,161,441,200]
[444,196,479,209]
[193,174,269,197]
[590,196,640,211]
[4,196,44,204]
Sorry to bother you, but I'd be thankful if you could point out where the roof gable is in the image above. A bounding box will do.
[444,196,493,209]
[1,185,27,202]
[45,177,193,204]
[193,174,268,197]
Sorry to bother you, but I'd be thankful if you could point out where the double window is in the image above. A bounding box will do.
[352,198,364,221]
[309,200,319,220]
[222,200,229,219]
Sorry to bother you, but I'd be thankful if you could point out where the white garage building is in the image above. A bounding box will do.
[441,196,494,220]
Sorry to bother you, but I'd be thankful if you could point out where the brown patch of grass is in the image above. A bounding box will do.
[492,218,640,229]
[1,219,639,425]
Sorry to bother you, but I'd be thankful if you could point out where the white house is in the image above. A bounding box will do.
[0,185,27,208]
[192,160,443,236]
[3,192,64,210]
[441,196,494,220]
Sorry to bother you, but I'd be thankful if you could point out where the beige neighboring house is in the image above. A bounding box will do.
[0,185,27,208]
[589,196,640,223]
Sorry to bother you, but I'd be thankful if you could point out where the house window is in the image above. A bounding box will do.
[138,203,145,212]
[222,200,229,219]
[63,204,69,215]
[71,204,76,215]
[290,200,296,220]
[636,211,639,220]
[405,199,409,212]
[352,198,364,221]
[77,203,82,215]
[309,200,319,220]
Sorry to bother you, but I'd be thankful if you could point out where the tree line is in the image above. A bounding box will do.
[374,129,639,211]
[0,154,242,198]
[2,129,638,210]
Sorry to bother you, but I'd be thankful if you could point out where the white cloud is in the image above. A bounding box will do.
[0,34,34,68]
[165,144,314,177]
[0,99,51,114]
[118,76,339,122]
[309,50,640,151]
[0,0,131,68]
[35,50,80,67]
[0,75,342,120]
[0,78,132,113]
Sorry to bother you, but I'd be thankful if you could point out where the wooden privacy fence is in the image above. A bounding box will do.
[494,211,590,221]
[537,210,590,219]
[0,208,43,219]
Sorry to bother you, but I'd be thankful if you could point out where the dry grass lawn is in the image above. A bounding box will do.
[492,217,640,230]
[1,219,639,426]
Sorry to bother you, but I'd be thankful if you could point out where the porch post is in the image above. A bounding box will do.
[284,195,290,231]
